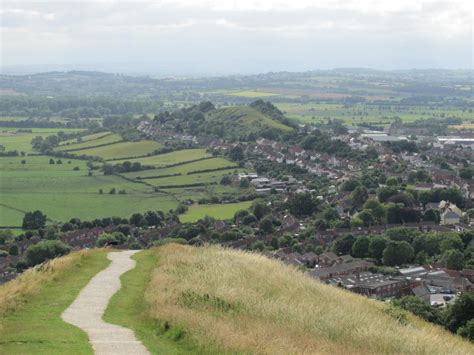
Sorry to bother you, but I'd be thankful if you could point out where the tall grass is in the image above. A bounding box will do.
[147,244,474,354]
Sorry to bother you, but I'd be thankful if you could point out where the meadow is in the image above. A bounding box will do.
[179,201,252,223]
[58,131,114,146]
[144,244,474,354]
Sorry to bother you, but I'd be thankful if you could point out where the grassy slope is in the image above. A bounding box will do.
[0,250,110,354]
[103,250,199,354]
[145,244,474,355]
[208,106,293,134]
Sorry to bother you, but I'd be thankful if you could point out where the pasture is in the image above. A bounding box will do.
[179,201,252,223]
[55,133,122,151]
[67,140,163,160]
[112,148,211,166]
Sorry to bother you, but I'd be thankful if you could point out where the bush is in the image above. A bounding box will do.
[24,240,72,266]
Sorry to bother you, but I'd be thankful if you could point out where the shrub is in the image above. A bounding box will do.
[24,240,72,267]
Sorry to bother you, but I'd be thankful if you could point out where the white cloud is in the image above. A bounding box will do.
[1,0,472,71]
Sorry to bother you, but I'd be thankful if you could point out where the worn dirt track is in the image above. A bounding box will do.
[62,250,149,355]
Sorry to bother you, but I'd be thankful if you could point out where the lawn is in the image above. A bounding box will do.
[103,250,197,354]
[179,201,252,223]
[70,140,163,160]
[112,149,211,167]
[0,250,110,354]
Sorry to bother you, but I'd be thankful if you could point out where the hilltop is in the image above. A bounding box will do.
[1,246,473,354]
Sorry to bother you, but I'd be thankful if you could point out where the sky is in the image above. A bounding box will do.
[1,0,473,75]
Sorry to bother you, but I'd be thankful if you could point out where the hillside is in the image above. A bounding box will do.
[206,106,293,139]
[1,246,473,354]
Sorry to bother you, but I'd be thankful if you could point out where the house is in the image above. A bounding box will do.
[440,210,461,225]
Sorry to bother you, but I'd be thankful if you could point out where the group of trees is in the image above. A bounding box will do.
[394,292,474,342]
[332,227,474,268]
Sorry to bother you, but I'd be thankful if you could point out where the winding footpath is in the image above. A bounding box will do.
[62,250,150,355]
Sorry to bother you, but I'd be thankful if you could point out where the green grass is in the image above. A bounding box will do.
[0,173,178,226]
[0,128,83,153]
[70,140,163,160]
[179,201,252,223]
[0,251,110,354]
[103,250,197,354]
[112,149,211,167]
[0,205,24,227]
[225,90,279,97]
[58,131,113,146]
[144,169,242,188]
[55,133,122,151]
[124,157,237,179]
[208,106,293,133]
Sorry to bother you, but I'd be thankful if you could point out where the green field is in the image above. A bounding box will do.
[112,149,211,167]
[145,169,242,188]
[55,133,122,151]
[67,140,163,160]
[0,128,84,153]
[225,90,279,97]
[179,201,252,223]
[124,157,237,179]
[58,131,113,146]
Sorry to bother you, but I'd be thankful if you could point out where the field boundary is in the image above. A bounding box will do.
[58,140,124,153]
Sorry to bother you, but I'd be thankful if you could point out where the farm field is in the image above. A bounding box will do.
[225,90,279,97]
[276,103,474,125]
[112,148,211,166]
[124,157,237,179]
[179,201,252,223]
[0,156,89,177]
[58,131,113,146]
[144,169,242,188]
[0,128,84,153]
[67,140,163,160]
[55,132,122,151]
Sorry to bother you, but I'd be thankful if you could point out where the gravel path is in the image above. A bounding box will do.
[62,250,150,355]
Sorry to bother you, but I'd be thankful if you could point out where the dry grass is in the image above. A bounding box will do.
[0,249,104,316]
[147,244,474,355]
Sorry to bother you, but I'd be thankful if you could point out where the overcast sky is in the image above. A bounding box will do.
[1,0,473,74]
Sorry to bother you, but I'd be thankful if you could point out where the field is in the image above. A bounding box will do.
[144,244,474,354]
[58,131,114,146]
[0,155,178,226]
[224,90,279,97]
[0,128,84,153]
[0,134,251,226]
[179,201,252,223]
[276,103,473,126]
[55,133,122,151]
[112,149,211,167]
[0,250,110,354]
[68,140,163,160]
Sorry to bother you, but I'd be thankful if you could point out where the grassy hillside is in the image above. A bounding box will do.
[141,245,473,354]
[207,106,293,138]
[0,250,110,354]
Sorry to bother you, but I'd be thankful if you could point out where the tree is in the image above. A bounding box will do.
[351,236,370,258]
[130,213,144,226]
[369,236,387,261]
[444,292,474,333]
[220,175,232,185]
[393,296,440,323]
[351,186,368,208]
[440,234,464,253]
[382,241,414,266]
[144,211,163,227]
[24,240,71,266]
[287,193,317,217]
[22,210,47,230]
[457,319,474,341]
[259,217,274,234]
[442,249,464,270]
[332,235,356,255]
[49,158,55,164]
[252,201,270,220]
[358,209,375,226]
[228,146,244,161]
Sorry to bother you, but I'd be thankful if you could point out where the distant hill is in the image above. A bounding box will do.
[206,105,293,140]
